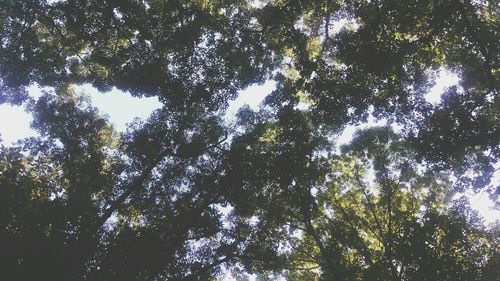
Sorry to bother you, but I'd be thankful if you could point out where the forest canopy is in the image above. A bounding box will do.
[0,0,498,280]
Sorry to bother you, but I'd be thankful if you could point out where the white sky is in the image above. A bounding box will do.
[225,80,276,122]
[82,85,162,132]
[0,84,162,144]
[0,72,497,224]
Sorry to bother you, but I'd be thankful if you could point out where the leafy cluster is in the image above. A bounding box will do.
[0,0,498,280]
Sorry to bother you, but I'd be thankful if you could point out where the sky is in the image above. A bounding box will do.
[0,70,498,226]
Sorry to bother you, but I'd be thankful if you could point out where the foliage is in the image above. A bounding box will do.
[0,0,499,280]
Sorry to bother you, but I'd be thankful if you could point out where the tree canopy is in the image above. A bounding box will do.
[0,0,498,280]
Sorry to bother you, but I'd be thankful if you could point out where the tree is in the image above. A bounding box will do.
[0,0,498,280]
[282,128,497,280]
[0,86,239,280]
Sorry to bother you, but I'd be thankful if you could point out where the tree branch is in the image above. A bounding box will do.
[98,131,229,226]
[353,164,386,243]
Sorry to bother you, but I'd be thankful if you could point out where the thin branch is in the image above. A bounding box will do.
[185,256,233,280]
[299,192,340,279]
[98,131,229,226]
[328,192,375,265]
[287,264,321,270]
[353,164,386,243]
[324,14,331,42]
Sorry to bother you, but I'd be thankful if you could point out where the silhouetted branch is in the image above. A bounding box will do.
[99,131,229,226]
